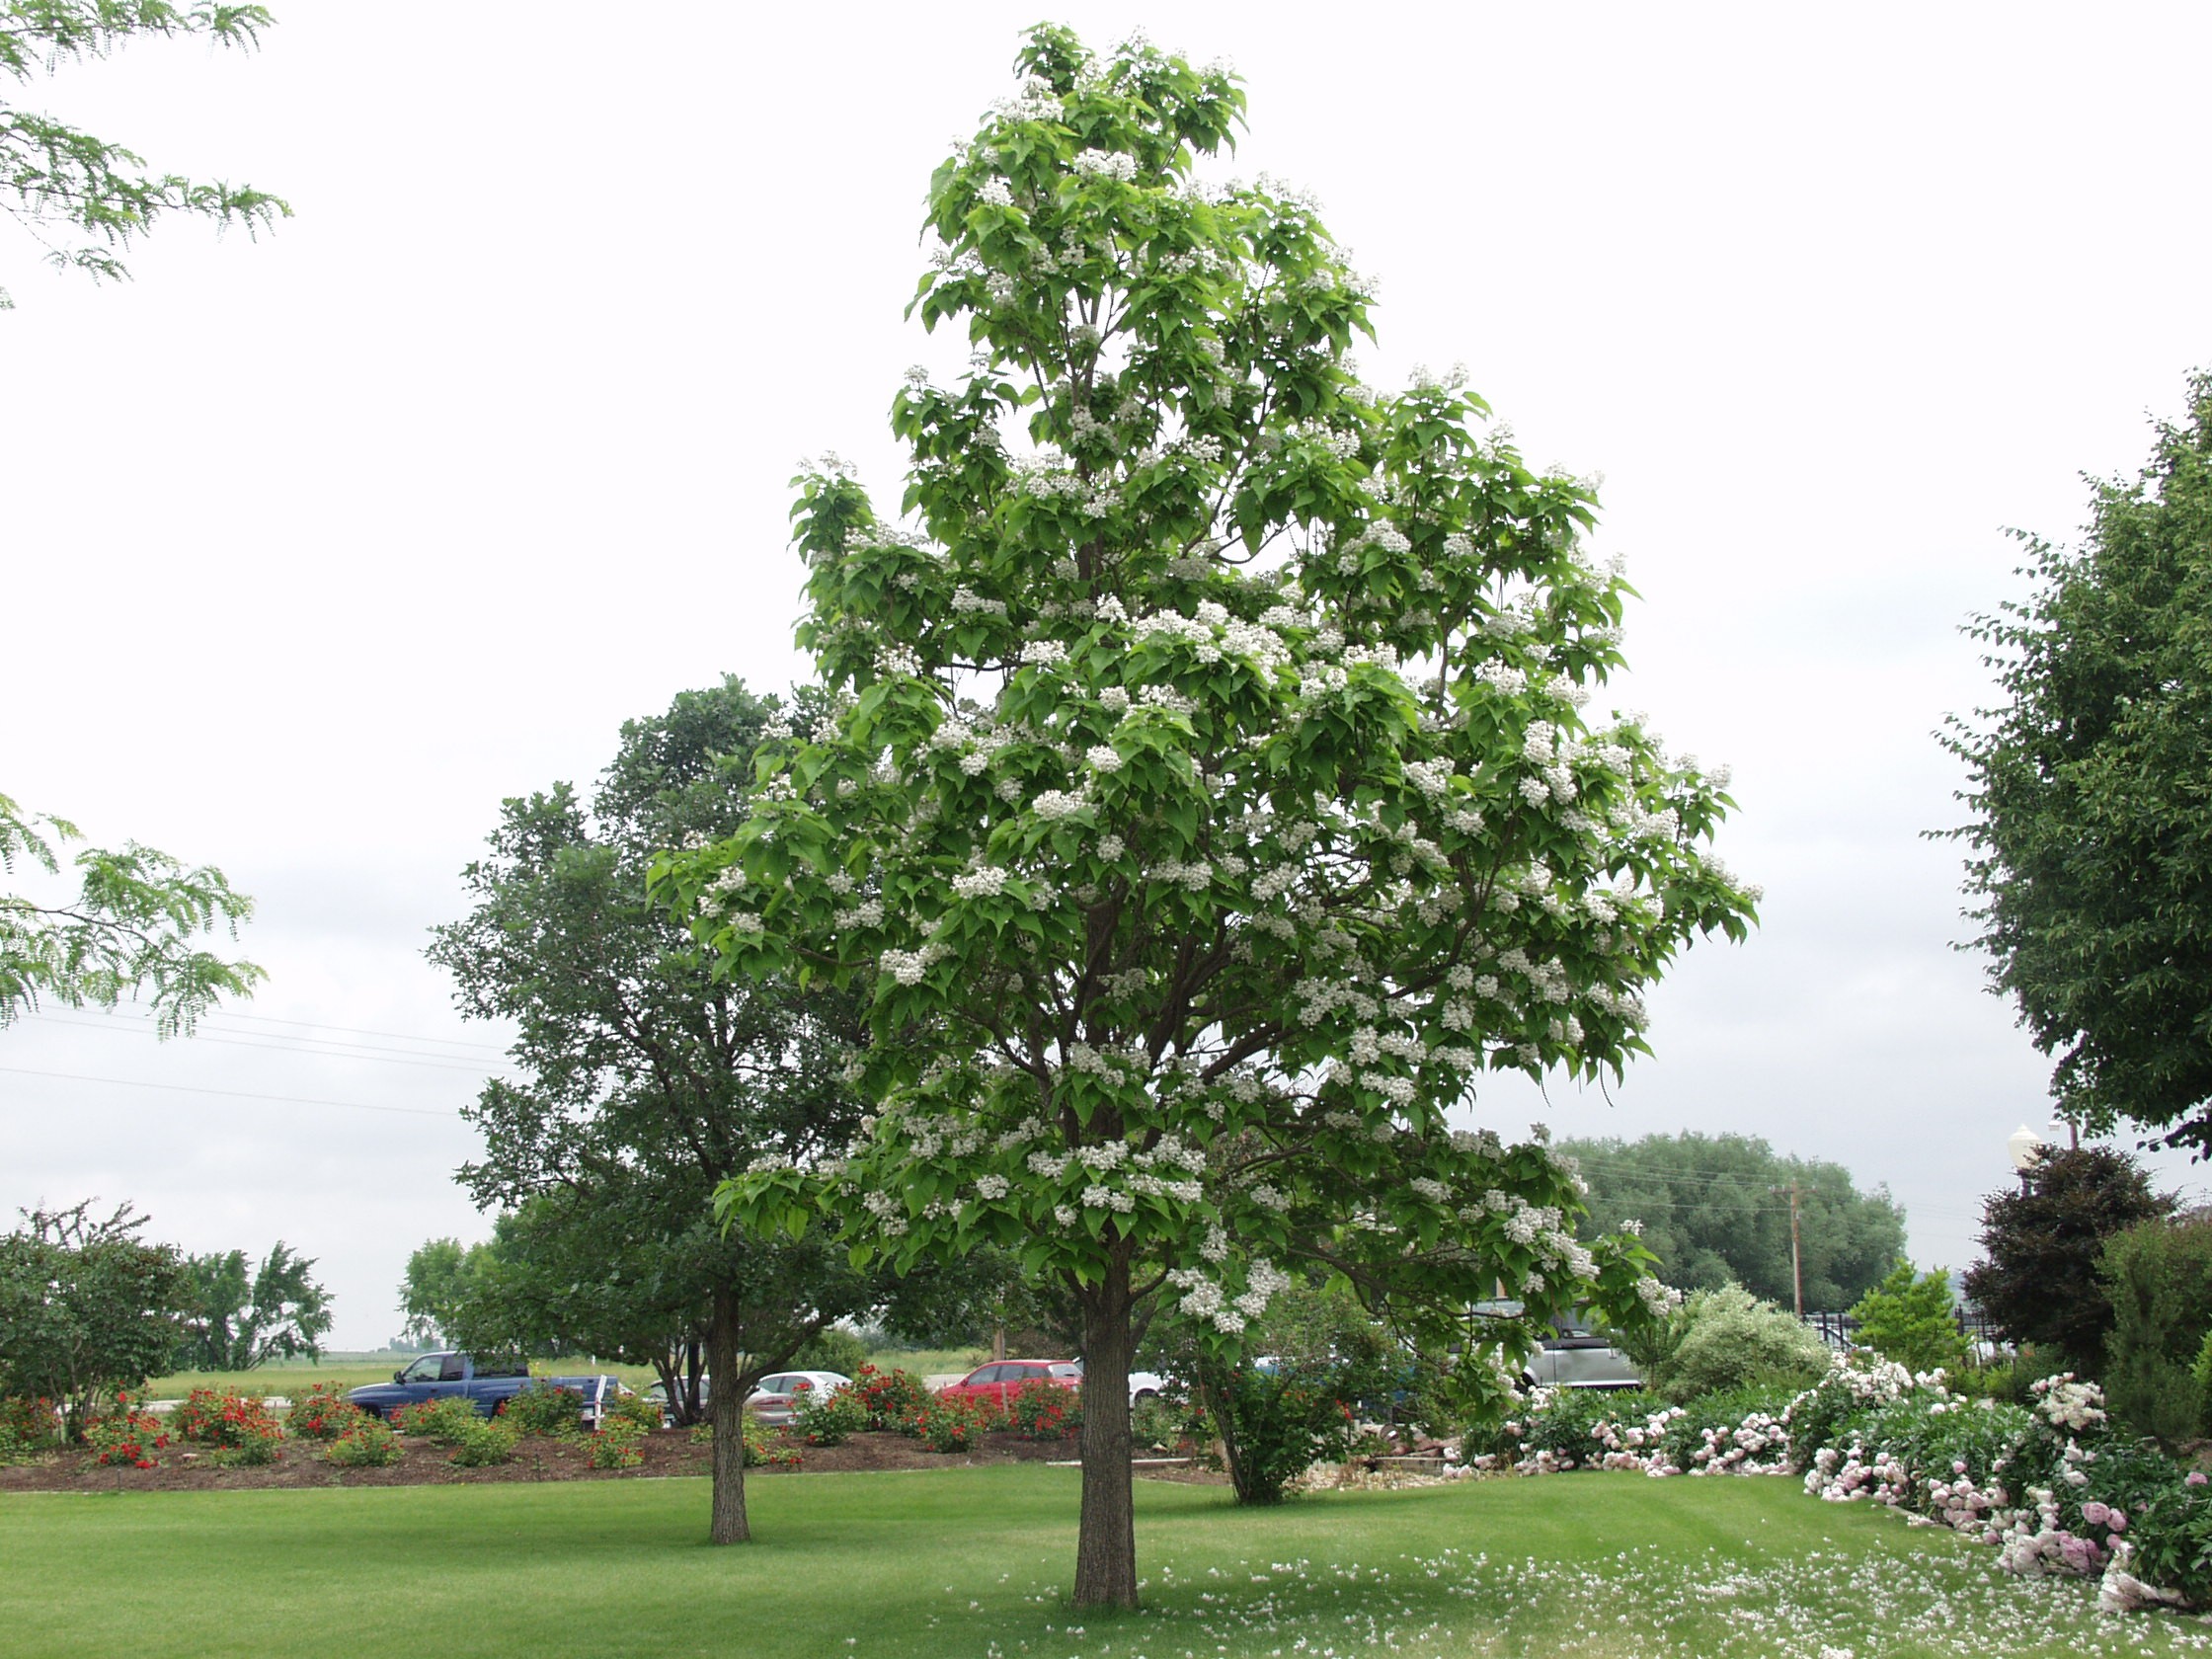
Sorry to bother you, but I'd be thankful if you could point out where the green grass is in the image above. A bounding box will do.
[4,1468,2203,1659]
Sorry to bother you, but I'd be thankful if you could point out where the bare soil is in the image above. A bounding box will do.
[0,1429,1223,1493]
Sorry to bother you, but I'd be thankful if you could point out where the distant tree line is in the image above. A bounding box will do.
[1558,1132,1907,1311]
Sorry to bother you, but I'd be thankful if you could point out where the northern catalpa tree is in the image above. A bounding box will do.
[660,26,1758,1608]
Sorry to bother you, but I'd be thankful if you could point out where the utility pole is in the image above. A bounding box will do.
[1772,1179,1804,1319]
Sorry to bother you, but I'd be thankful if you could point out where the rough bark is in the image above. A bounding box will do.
[1072,1254,1139,1610]
[707,1289,749,1544]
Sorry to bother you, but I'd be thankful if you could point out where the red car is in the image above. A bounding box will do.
[937,1359,1082,1409]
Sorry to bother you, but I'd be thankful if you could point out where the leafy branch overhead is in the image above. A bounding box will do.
[0,788,263,1036]
[0,1,289,305]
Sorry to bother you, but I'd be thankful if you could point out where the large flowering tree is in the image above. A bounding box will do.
[661,26,1758,1608]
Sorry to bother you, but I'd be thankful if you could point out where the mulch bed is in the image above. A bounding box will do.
[0,1429,1222,1493]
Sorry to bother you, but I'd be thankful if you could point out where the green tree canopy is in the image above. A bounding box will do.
[0,1200,186,1438]
[1848,1262,1967,1378]
[1,2,289,305]
[1559,1132,1906,1311]
[396,1235,484,1350]
[177,1241,330,1372]
[682,27,1756,1607]
[428,675,950,1545]
[1943,371,2212,1151]
[1,790,262,1036]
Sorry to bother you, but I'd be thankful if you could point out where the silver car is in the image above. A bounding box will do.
[1523,1320,1641,1390]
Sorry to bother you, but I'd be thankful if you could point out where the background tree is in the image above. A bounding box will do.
[429,675,929,1545]
[689,28,1756,1608]
[1,1,289,306]
[0,1200,186,1438]
[176,1241,330,1372]
[1942,371,2212,1151]
[1562,1132,1905,1309]
[396,1235,486,1350]
[2097,1213,2212,1444]
[1961,1144,2172,1375]
[1,790,262,1035]
[1847,1262,1968,1378]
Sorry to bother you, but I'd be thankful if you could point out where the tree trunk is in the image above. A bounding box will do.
[708,1289,749,1544]
[1072,1255,1139,1610]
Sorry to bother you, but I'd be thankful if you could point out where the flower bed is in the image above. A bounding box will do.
[1468,1360,2212,1615]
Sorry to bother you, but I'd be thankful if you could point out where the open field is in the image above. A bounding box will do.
[5,1467,2207,1659]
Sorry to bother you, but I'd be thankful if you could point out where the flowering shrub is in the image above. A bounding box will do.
[848,1365,931,1432]
[598,1389,661,1433]
[397,1395,486,1444]
[729,1414,801,1467]
[0,1395,61,1462]
[496,1383,584,1439]
[1494,1355,2212,1615]
[792,1382,871,1446]
[1004,1379,1082,1441]
[444,1415,518,1467]
[173,1388,285,1462]
[84,1393,168,1467]
[1632,1285,1832,1403]
[588,1418,646,1470]
[285,1382,357,1440]
[323,1413,402,1467]
[910,1393,998,1453]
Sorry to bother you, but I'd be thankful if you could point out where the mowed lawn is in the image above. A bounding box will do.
[5,1467,2208,1659]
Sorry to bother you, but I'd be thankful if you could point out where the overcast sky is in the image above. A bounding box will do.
[5,3,2209,1349]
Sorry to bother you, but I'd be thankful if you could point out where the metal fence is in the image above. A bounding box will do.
[1800,1308,2010,1352]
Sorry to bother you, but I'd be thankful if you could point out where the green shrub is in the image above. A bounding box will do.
[788,1326,868,1378]
[911,1392,997,1453]
[497,1384,584,1439]
[285,1382,356,1440]
[445,1416,518,1467]
[1945,1358,2033,1406]
[848,1365,932,1432]
[398,1395,486,1445]
[1639,1285,1831,1403]
[2100,1216,2212,1443]
[1196,1360,1363,1503]
[1849,1263,1969,1377]
[1002,1379,1080,1441]
[323,1414,402,1467]
[587,1418,645,1470]
[792,1382,871,1447]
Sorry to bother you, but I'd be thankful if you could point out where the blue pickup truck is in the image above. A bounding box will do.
[347,1353,626,1423]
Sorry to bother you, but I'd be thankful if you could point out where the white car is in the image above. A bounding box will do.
[743,1370,850,1428]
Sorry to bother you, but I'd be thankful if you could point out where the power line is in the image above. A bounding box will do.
[21,1012,504,1075]
[0,1065,466,1120]
[200,1008,509,1056]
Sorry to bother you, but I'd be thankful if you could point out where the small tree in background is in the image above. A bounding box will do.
[2098,1214,2212,1444]
[177,1242,331,1371]
[679,27,1758,1607]
[0,1201,186,1439]
[1847,1262,1967,1378]
[1962,1145,2172,1376]
[396,1236,487,1350]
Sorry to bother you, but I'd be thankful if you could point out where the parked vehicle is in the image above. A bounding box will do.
[1067,1357,1169,1404]
[743,1371,850,1428]
[346,1353,627,1424]
[937,1360,1081,1410]
[1522,1321,1641,1390]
